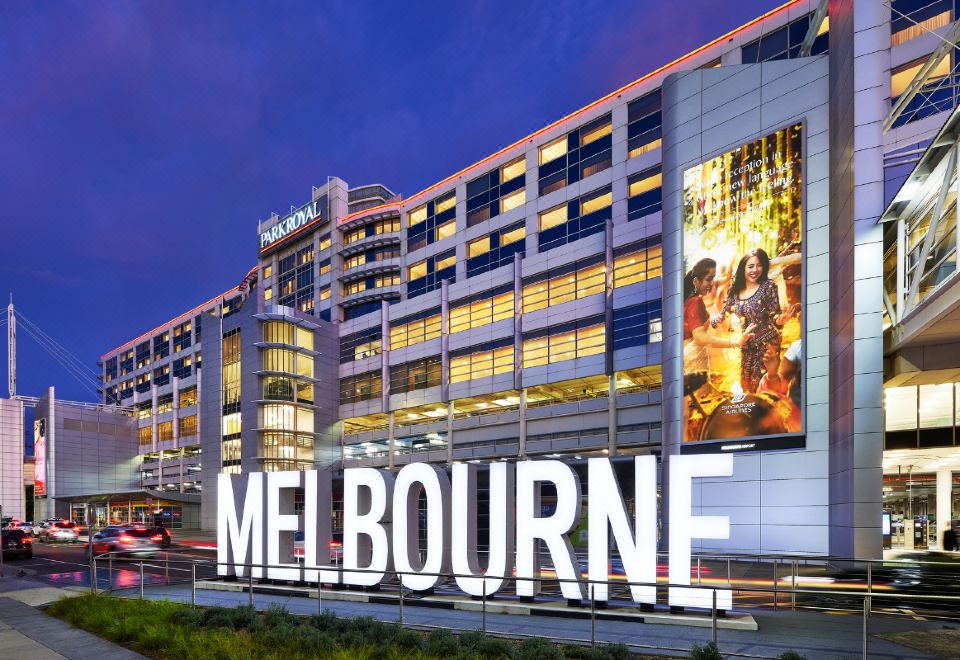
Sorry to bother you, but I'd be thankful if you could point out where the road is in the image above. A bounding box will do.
[1,539,218,590]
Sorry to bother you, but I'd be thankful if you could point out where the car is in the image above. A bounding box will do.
[1,530,33,559]
[90,527,157,555]
[144,526,172,548]
[3,521,32,535]
[41,521,79,543]
[33,519,61,538]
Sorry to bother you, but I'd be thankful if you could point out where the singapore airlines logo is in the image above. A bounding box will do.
[730,382,746,404]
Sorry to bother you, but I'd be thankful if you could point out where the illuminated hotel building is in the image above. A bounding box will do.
[97,0,960,554]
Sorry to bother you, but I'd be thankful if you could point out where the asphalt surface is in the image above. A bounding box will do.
[1,539,218,589]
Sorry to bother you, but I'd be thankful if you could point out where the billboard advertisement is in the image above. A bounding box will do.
[34,418,47,497]
[681,124,803,446]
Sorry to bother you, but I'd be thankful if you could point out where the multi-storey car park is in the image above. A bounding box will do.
[82,0,960,556]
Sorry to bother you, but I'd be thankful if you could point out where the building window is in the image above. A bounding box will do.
[628,166,662,220]
[538,186,611,252]
[449,340,513,383]
[173,321,192,353]
[152,332,170,361]
[120,379,134,399]
[885,383,960,449]
[741,13,828,63]
[139,426,152,446]
[614,237,663,287]
[222,328,241,413]
[264,320,295,345]
[172,355,192,380]
[153,365,170,387]
[627,89,662,159]
[466,222,526,277]
[136,341,151,369]
[343,300,385,321]
[319,258,331,276]
[263,264,273,279]
[179,385,197,408]
[135,371,151,394]
[390,356,442,394]
[104,357,118,382]
[407,249,456,298]
[538,114,612,195]
[407,191,456,252]
[449,285,514,334]
[466,157,526,226]
[892,0,950,45]
[344,217,401,245]
[157,421,174,442]
[222,412,242,436]
[156,393,173,414]
[263,348,294,373]
[522,317,605,368]
[613,300,663,350]
[319,234,331,251]
[319,286,331,301]
[180,414,197,437]
[390,309,442,349]
[343,273,400,296]
[119,349,134,376]
[137,401,152,420]
[890,55,953,128]
[340,370,382,404]
[522,255,605,312]
[340,327,382,363]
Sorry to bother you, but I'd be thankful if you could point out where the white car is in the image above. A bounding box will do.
[40,521,79,542]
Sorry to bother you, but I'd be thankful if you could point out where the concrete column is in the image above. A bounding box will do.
[938,469,953,549]
[151,384,158,453]
[270,254,280,306]
[172,376,180,448]
[608,374,617,456]
[513,253,523,390]
[381,301,391,412]
[519,389,527,459]
[312,231,323,314]
[441,280,450,402]
[388,411,396,470]
[446,401,454,465]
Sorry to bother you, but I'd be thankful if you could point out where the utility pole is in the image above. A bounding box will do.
[7,293,15,398]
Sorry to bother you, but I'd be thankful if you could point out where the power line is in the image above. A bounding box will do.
[15,310,99,380]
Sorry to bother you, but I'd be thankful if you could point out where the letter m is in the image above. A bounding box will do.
[218,473,265,578]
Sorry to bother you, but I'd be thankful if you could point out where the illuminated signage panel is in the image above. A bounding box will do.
[681,124,803,446]
[34,418,47,497]
[259,200,320,250]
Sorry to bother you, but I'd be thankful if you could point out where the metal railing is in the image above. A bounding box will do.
[85,550,960,660]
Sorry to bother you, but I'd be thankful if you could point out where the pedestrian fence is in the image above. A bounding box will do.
[87,551,960,660]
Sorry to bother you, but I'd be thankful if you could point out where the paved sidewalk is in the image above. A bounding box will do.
[112,582,945,659]
[0,597,145,660]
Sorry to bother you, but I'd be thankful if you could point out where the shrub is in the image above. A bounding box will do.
[425,628,460,657]
[170,607,204,628]
[457,629,485,650]
[778,653,806,660]
[231,604,259,630]
[262,604,296,629]
[475,635,516,659]
[518,636,564,660]
[690,641,723,660]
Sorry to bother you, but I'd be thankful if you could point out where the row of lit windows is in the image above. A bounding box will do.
[522,258,605,313]
[449,343,513,383]
[262,403,315,434]
[521,319,605,368]
[263,375,314,405]
[390,310,441,349]
[137,413,197,444]
[343,273,401,296]
[222,329,241,412]
[344,217,401,245]
[340,327,382,363]
[450,288,514,334]
[262,320,314,350]
[466,156,526,227]
[344,246,401,270]
[389,356,443,394]
[262,348,314,378]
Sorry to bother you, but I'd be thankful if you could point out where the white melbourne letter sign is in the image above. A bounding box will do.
[668,453,733,609]
[342,467,394,586]
[217,472,265,578]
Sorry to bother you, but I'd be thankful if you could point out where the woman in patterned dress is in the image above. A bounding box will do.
[711,248,798,393]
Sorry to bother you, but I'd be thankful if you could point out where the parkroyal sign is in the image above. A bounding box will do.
[218,455,733,609]
[259,201,319,250]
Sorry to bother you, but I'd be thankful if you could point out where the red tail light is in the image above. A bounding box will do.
[23,537,31,545]
[329,541,342,548]
[150,535,162,541]
[119,535,135,544]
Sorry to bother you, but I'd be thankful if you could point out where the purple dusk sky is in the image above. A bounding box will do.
[1,0,779,401]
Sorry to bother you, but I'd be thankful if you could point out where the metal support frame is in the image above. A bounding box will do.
[883,19,960,133]
[798,0,828,57]
[904,147,957,314]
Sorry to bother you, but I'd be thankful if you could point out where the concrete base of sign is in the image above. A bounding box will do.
[197,580,758,631]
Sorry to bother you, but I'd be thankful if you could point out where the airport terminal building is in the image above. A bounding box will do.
[90,0,960,557]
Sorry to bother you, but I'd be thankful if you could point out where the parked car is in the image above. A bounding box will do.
[33,519,61,538]
[1,530,33,559]
[41,521,79,543]
[3,521,33,535]
[90,527,157,555]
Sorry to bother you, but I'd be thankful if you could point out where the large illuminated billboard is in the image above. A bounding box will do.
[681,124,803,446]
[34,418,47,497]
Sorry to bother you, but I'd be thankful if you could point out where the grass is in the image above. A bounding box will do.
[46,594,651,659]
